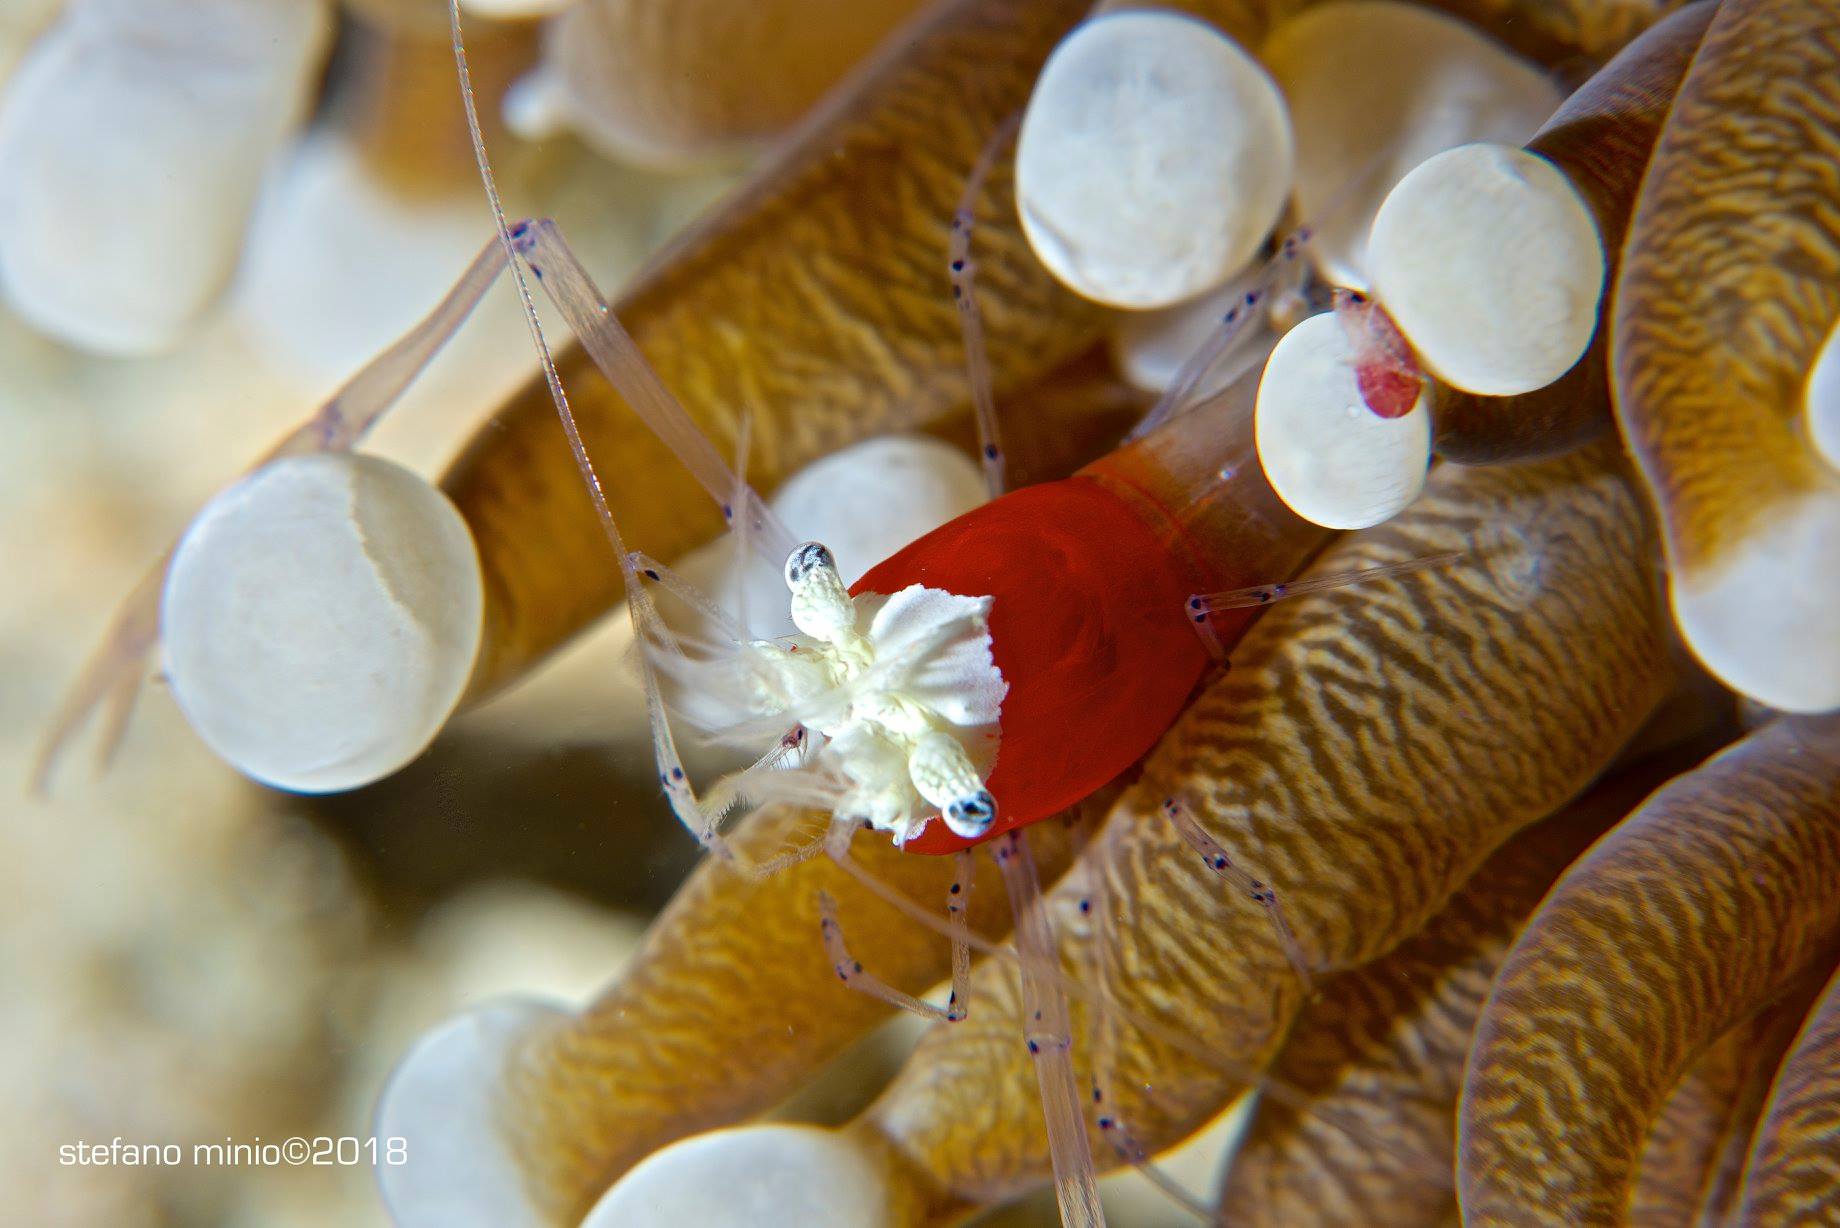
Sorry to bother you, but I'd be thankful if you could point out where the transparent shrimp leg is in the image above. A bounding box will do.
[1185,552,1464,660]
[822,812,1429,1174]
[1084,868,1213,1223]
[1161,797,1313,991]
[994,828,1107,1228]
[626,551,748,645]
[606,554,815,870]
[950,110,1023,498]
[505,217,797,569]
[622,559,837,871]
[453,6,828,868]
[33,236,513,791]
[818,840,977,1023]
[1190,551,1463,613]
[1092,1102,1211,1223]
[683,737,838,879]
[728,411,758,634]
[1124,140,1437,448]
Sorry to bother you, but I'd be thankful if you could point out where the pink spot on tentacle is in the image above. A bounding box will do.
[1333,288,1423,420]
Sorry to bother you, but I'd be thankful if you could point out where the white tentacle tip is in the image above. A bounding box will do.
[1367,142,1604,395]
[581,1125,887,1228]
[1256,312,1430,529]
[0,0,331,354]
[162,452,485,793]
[375,998,569,1228]
[1016,8,1293,309]
[1670,491,1840,714]
[1263,0,1561,290]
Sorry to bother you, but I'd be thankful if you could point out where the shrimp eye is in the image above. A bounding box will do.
[944,790,997,839]
[784,541,835,589]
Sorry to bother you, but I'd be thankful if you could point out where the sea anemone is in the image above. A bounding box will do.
[31,0,1840,1224]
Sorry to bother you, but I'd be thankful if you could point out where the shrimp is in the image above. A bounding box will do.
[445,7,1460,1221]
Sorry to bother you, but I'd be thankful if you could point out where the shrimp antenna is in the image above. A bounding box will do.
[447,1,793,564]
[449,0,620,568]
[448,0,773,860]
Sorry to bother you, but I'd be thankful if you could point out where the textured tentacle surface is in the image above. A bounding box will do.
[1630,968,1828,1226]
[1459,716,1840,1227]
[499,804,1088,1222]
[443,0,1109,696]
[1613,0,1840,569]
[1431,1,1713,466]
[1734,959,1840,1226]
[1215,762,1681,1227]
[1631,1011,1758,1226]
[851,442,1674,1217]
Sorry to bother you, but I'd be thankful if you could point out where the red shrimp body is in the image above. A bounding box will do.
[851,476,1214,855]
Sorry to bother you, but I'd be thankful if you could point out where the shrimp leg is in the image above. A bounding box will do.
[1186,552,1466,661]
[1127,227,1313,444]
[1094,1106,1211,1222]
[995,828,1106,1228]
[1161,797,1313,992]
[1086,867,1213,1223]
[1189,552,1462,616]
[950,111,1023,498]
[455,9,812,860]
[820,843,977,1024]
[507,218,796,568]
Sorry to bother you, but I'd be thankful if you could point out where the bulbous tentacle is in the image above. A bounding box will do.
[1209,0,1664,67]
[849,440,1674,1217]
[1610,0,1840,713]
[1459,716,1840,1227]
[1431,1,1714,465]
[540,0,930,166]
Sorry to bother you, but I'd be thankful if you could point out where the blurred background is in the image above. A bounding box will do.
[0,2,1234,1223]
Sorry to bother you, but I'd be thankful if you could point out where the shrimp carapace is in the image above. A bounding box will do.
[855,392,1328,854]
[853,479,1208,854]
